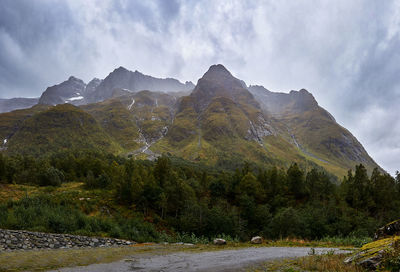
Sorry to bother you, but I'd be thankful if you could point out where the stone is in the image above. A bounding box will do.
[213,238,226,245]
[374,219,400,240]
[251,236,263,244]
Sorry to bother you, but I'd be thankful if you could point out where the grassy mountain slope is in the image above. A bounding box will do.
[249,85,380,176]
[0,105,50,146]
[82,90,178,158]
[5,104,121,155]
[82,99,141,151]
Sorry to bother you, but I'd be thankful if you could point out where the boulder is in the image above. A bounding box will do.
[374,219,400,240]
[213,238,226,245]
[251,236,263,244]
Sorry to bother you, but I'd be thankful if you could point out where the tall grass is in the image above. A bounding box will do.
[294,254,366,272]
[319,236,372,247]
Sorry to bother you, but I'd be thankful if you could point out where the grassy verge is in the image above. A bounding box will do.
[249,253,366,272]
[0,244,207,272]
[259,238,366,249]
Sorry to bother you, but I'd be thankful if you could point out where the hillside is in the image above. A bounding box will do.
[249,85,380,174]
[3,104,121,155]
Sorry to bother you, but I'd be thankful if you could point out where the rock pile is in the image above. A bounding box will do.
[0,229,134,251]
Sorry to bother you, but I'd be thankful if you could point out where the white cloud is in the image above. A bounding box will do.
[0,0,399,173]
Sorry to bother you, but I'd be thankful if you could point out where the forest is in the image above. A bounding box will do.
[0,151,399,243]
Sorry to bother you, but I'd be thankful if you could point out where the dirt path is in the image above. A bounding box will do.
[50,247,350,272]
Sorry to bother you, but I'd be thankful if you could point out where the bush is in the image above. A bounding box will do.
[39,167,64,186]
[381,240,400,271]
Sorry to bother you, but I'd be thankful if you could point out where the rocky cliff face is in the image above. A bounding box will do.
[39,76,86,106]
[84,78,102,95]
[85,66,194,104]
[37,67,192,107]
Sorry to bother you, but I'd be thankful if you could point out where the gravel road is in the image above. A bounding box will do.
[50,247,350,272]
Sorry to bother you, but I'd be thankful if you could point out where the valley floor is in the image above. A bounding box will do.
[0,245,351,272]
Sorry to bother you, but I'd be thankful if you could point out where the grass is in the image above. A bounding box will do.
[0,244,168,272]
[293,254,366,272]
[250,253,366,272]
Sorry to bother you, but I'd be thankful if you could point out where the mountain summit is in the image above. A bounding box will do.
[39,76,86,105]
[85,67,194,104]
[191,64,258,112]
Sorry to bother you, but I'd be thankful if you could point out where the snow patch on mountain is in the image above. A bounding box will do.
[65,96,84,103]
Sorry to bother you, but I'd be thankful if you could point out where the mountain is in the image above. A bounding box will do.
[153,65,274,168]
[85,67,194,104]
[0,64,381,177]
[0,97,39,113]
[37,67,193,107]
[39,76,87,105]
[248,85,379,174]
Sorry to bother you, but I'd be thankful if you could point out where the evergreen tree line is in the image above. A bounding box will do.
[0,151,399,241]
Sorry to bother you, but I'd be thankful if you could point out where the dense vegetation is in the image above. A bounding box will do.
[0,151,399,243]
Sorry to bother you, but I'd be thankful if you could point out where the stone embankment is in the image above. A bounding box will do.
[0,229,134,251]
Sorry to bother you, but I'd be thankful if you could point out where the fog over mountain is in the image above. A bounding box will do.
[0,0,399,174]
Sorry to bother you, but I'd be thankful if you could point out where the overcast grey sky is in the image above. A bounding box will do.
[0,0,399,174]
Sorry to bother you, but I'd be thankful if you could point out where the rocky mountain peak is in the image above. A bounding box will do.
[67,76,84,83]
[115,66,129,73]
[203,64,232,78]
[88,78,101,84]
[289,88,318,108]
[191,64,257,112]
[39,76,86,105]
[85,66,194,104]
[85,78,102,95]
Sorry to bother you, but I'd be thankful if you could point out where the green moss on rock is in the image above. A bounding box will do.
[345,236,400,270]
